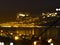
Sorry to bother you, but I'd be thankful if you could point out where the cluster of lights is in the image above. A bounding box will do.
[0,42,4,45]
[0,42,14,45]
[17,13,29,19]
[56,8,60,11]
[10,42,14,45]
[0,23,42,28]
[47,13,57,17]
[48,38,54,45]
[42,13,57,18]
[2,25,11,28]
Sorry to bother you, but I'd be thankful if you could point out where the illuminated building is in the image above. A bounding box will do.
[0,12,60,41]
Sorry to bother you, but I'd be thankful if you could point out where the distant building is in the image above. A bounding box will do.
[0,12,60,41]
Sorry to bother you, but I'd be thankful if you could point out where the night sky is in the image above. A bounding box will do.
[0,0,60,22]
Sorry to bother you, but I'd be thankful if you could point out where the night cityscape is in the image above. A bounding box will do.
[0,0,60,45]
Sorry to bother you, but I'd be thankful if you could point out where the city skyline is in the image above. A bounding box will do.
[0,0,60,23]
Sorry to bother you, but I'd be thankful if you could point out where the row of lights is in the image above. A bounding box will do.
[33,38,54,45]
[0,42,13,45]
[0,30,54,45]
[42,12,57,18]
[56,8,60,11]
[0,38,54,45]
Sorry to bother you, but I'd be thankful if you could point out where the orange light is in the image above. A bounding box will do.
[14,36,19,40]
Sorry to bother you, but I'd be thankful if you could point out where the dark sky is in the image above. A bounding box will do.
[0,0,60,22]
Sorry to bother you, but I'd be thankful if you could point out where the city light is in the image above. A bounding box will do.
[14,36,19,40]
[18,14,25,17]
[1,30,3,32]
[59,8,60,11]
[0,42,14,45]
[1,25,11,27]
[33,41,37,45]
[0,42,1,45]
[0,42,4,45]
[55,13,57,15]
[56,8,60,11]
[48,39,52,43]
[56,8,59,11]
[13,25,19,27]
[10,42,14,45]
[10,33,13,35]
[1,42,4,45]
[47,15,50,17]
[26,14,28,16]
[42,13,45,15]
[42,16,46,18]
[42,12,57,18]
[50,43,54,45]
[0,11,59,45]
[19,34,22,36]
